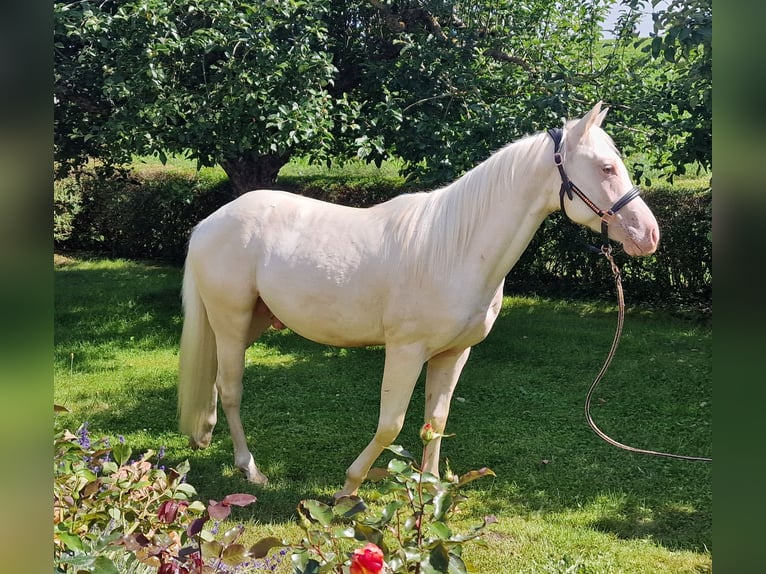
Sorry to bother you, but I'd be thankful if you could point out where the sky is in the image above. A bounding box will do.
[602,1,671,38]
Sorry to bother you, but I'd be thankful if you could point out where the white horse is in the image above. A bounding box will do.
[177,102,659,498]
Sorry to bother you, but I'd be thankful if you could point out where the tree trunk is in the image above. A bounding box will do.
[220,152,289,196]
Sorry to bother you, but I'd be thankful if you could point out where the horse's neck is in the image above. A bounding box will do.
[435,135,556,291]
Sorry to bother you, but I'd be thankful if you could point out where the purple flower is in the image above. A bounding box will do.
[78,422,91,449]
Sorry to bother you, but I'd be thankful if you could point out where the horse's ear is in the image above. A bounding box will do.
[596,105,609,127]
[568,101,603,143]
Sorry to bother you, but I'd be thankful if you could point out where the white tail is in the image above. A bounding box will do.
[177,264,218,447]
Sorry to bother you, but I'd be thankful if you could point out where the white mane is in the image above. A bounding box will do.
[379,131,552,282]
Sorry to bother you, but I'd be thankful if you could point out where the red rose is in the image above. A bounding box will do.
[350,543,385,574]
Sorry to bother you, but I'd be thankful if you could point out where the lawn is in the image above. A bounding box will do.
[53,254,711,573]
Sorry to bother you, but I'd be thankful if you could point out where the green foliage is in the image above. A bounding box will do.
[54,417,493,574]
[54,166,232,263]
[54,162,712,311]
[54,0,354,192]
[54,423,199,573]
[604,1,712,179]
[337,0,616,185]
[281,426,496,573]
[509,187,712,313]
[53,420,279,574]
[54,1,711,192]
[54,178,83,243]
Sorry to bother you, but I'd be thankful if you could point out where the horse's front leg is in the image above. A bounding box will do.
[335,343,427,498]
[422,347,472,476]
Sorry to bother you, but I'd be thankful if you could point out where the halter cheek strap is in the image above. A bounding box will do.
[547,128,641,249]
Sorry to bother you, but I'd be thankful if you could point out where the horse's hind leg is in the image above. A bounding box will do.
[209,304,271,484]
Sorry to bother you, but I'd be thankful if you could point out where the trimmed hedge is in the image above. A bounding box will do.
[55,168,234,263]
[508,188,712,312]
[54,169,711,312]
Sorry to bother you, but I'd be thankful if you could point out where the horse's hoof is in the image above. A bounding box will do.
[188,434,211,449]
[333,488,357,500]
[243,466,269,485]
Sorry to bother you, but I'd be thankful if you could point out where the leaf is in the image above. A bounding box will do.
[175,459,191,476]
[54,404,69,412]
[187,516,209,537]
[221,543,247,566]
[301,499,333,526]
[221,525,244,545]
[457,467,495,487]
[111,443,132,466]
[56,531,84,552]
[333,526,356,538]
[377,500,405,526]
[387,458,410,475]
[386,444,415,459]
[333,495,366,518]
[175,482,197,498]
[201,540,224,560]
[222,493,258,507]
[433,491,453,521]
[208,501,232,521]
[92,555,120,574]
[428,520,452,540]
[248,536,285,559]
[427,543,450,573]
[448,553,469,574]
[353,523,384,546]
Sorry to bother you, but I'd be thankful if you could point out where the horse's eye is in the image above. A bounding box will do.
[601,164,616,175]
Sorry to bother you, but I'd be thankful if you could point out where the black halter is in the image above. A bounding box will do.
[547,128,641,250]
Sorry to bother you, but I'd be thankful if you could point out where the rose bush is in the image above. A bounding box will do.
[278,422,496,574]
[54,417,494,574]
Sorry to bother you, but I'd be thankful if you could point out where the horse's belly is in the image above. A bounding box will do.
[259,289,386,348]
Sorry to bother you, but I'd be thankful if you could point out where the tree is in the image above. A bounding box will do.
[605,0,712,180]
[325,0,616,184]
[55,0,355,195]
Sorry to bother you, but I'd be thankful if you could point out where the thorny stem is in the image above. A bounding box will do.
[416,445,428,547]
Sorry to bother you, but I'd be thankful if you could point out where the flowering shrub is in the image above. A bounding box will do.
[53,422,281,574]
[273,423,497,573]
[54,420,494,574]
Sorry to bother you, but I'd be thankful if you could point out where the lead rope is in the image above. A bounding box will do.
[586,246,712,462]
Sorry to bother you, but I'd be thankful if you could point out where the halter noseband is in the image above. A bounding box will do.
[547,128,641,250]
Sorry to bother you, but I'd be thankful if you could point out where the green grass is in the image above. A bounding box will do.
[53,255,711,573]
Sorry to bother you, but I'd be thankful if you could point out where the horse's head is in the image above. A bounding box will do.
[556,102,660,256]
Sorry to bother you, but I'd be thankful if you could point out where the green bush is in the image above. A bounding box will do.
[508,187,712,313]
[53,419,282,574]
[54,418,495,574]
[54,178,84,243]
[55,168,233,263]
[286,424,496,573]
